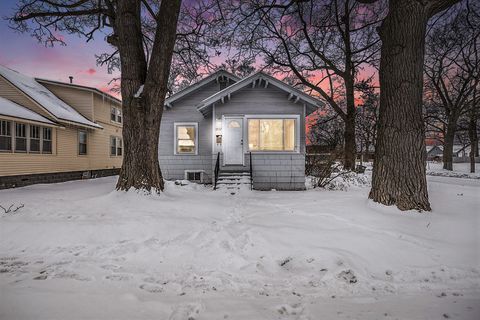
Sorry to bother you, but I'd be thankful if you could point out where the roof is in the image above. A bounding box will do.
[165,70,239,107]
[0,65,102,129]
[0,97,56,125]
[36,78,122,104]
[196,71,325,116]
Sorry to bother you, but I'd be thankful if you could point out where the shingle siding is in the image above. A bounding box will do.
[159,78,307,190]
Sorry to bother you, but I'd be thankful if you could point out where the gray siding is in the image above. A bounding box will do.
[215,85,306,190]
[159,79,308,190]
[159,80,219,182]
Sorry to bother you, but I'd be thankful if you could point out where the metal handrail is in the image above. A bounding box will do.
[249,151,253,190]
[214,152,220,190]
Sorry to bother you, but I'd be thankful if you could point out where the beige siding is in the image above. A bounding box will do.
[0,76,53,120]
[41,83,95,121]
[0,87,123,177]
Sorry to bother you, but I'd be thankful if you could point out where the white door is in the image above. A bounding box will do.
[224,117,244,165]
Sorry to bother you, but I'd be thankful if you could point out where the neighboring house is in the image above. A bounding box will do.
[426,145,443,161]
[0,65,123,189]
[159,70,324,190]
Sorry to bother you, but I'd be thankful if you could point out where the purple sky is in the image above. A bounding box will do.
[0,0,120,95]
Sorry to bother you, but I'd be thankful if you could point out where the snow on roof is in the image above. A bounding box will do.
[0,65,102,129]
[0,97,55,125]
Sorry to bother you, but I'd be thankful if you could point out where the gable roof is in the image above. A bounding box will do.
[36,78,122,104]
[0,65,102,129]
[165,70,239,107]
[196,71,325,116]
[0,97,56,125]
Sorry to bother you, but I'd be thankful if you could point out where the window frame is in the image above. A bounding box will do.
[174,122,198,155]
[110,106,123,124]
[42,127,52,154]
[110,135,123,156]
[245,114,300,153]
[14,122,27,153]
[29,125,41,153]
[0,120,12,152]
[78,130,88,156]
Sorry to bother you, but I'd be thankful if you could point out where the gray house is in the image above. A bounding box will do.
[158,70,323,190]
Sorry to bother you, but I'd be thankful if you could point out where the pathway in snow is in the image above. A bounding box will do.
[0,175,479,319]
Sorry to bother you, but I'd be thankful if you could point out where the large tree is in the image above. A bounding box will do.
[217,0,384,170]
[10,0,182,192]
[360,0,460,211]
[424,1,480,170]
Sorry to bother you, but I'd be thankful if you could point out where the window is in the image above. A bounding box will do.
[30,125,40,152]
[248,118,297,152]
[0,120,12,152]
[78,130,87,155]
[175,123,197,154]
[185,170,203,182]
[111,107,122,123]
[110,136,122,156]
[42,127,52,153]
[116,108,122,123]
[15,123,27,152]
[110,107,116,122]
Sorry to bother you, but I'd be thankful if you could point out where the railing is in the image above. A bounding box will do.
[213,152,220,190]
[249,151,253,190]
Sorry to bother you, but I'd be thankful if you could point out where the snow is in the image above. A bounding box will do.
[0,174,479,319]
[0,65,102,129]
[134,84,144,98]
[0,97,55,124]
[427,162,480,179]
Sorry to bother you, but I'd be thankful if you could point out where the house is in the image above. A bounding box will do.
[159,70,324,190]
[0,65,123,189]
[426,145,443,161]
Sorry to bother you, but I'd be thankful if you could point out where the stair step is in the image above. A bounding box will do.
[217,181,251,185]
[219,172,250,176]
[218,176,251,180]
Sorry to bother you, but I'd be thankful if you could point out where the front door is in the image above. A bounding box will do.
[224,117,244,165]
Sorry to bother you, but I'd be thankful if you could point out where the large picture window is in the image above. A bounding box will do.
[175,123,197,155]
[248,118,297,152]
[0,120,12,152]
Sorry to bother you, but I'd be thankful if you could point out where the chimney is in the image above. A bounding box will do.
[69,76,73,84]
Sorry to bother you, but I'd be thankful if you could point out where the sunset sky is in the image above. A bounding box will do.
[0,0,120,95]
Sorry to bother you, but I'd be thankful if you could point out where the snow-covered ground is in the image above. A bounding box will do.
[427,162,480,179]
[0,174,479,319]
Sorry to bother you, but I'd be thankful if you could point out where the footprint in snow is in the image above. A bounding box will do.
[276,303,307,318]
[105,274,132,281]
[168,303,202,320]
[139,283,163,293]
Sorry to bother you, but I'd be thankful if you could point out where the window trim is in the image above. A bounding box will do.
[110,106,122,124]
[174,122,198,155]
[29,125,41,153]
[14,123,27,153]
[78,130,88,156]
[245,114,300,154]
[110,135,123,157]
[42,127,52,154]
[184,170,204,183]
[0,120,12,153]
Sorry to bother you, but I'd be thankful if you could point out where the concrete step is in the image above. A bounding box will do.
[218,172,250,176]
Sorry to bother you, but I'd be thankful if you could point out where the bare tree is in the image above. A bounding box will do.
[216,0,385,170]
[424,1,480,170]
[359,0,460,211]
[9,0,182,192]
[355,79,379,163]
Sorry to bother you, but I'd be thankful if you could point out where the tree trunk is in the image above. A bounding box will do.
[369,0,432,211]
[442,121,456,171]
[344,77,356,170]
[469,113,477,173]
[114,0,182,193]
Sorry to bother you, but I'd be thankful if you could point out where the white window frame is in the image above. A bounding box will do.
[110,136,123,156]
[174,122,198,155]
[110,106,122,124]
[0,120,12,153]
[244,114,301,154]
[78,130,88,156]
